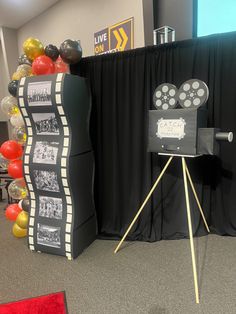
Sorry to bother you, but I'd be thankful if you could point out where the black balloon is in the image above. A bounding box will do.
[59,39,82,64]
[18,54,32,66]
[45,44,59,61]
[21,198,30,212]
[8,80,19,97]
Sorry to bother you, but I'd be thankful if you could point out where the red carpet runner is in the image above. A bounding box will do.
[0,291,67,314]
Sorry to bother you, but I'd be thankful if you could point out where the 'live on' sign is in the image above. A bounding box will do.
[94,17,134,55]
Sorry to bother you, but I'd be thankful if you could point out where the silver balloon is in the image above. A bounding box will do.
[8,178,28,200]
[0,153,10,169]
[12,126,27,145]
[18,54,32,66]
[0,96,19,116]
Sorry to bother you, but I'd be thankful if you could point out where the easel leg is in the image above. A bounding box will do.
[114,156,173,254]
[185,162,210,232]
[182,157,200,304]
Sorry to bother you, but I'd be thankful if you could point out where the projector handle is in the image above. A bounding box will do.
[162,144,180,152]
[215,132,233,142]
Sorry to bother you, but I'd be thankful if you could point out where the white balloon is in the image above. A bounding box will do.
[10,114,25,127]
[18,199,23,209]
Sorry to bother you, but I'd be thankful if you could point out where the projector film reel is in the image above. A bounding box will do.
[153,83,178,110]
[177,79,209,109]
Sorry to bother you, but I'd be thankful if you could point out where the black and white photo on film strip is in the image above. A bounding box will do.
[39,196,63,219]
[33,170,60,192]
[33,141,59,164]
[27,81,52,106]
[32,113,59,135]
[37,223,61,248]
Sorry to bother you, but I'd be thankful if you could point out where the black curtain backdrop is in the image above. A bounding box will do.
[71,32,236,241]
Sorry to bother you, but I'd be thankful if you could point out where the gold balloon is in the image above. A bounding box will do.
[16,210,29,229]
[23,37,44,61]
[12,223,27,238]
[12,71,22,80]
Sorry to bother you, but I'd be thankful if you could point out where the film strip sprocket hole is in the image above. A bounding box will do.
[153,83,178,110]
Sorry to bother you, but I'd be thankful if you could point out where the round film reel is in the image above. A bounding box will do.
[177,79,209,109]
[153,83,178,110]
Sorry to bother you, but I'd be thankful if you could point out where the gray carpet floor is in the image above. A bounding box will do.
[0,204,236,314]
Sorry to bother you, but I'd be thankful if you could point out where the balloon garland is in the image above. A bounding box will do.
[1,37,83,239]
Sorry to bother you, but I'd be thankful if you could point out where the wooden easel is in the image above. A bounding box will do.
[114,156,210,304]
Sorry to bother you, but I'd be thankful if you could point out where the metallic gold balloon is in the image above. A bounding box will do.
[8,178,28,200]
[16,210,29,229]
[12,222,27,238]
[0,96,19,116]
[23,37,44,61]
[12,126,27,145]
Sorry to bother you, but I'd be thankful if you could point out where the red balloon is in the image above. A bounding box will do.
[54,56,69,73]
[5,203,22,221]
[32,55,55,75]
[8,159,23,178]
[0,141,23,160]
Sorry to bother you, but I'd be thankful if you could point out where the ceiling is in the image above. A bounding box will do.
[0,0,60,29]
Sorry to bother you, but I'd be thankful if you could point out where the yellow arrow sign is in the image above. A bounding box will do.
[113,29,122,50]
[119,27,128,50]
[112,27,128,51]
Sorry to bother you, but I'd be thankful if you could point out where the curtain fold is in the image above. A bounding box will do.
[71,32,236,241]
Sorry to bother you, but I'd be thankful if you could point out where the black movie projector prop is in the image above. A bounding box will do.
[114,79,233,304]
[149,79,233,156]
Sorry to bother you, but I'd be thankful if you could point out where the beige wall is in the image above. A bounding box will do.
[0,43,8,121]
[0,27,19,122]
[1,27,19,77]
[18,0,146,57]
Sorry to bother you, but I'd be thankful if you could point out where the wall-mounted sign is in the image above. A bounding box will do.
[94,17,134,55]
